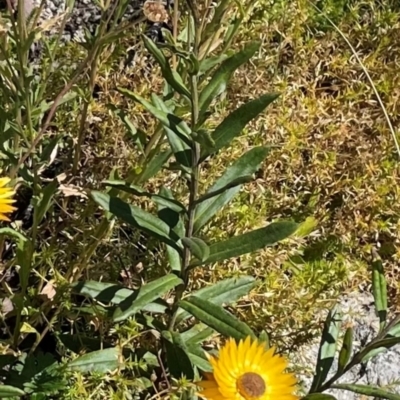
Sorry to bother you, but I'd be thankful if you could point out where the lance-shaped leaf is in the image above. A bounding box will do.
[92,191,182,253]
[0,385,25,398]
[331,384,400,400]
[191,221,297,267]
[182,237,210,262]
[138,149,172,184]
[194,176,254,205]
[201,93,279,160]
[360,336,400,362]
[166,330,212,373]
[371,249,387,332]
[157,187,185,272]
[337,327,353,373]
[181,323,215,344]
[179,297,255,340]
[176,276,256,324]
[199,53,231,75]
[16,235,33,293]
[162,331,195,379]
[118,88,192,145]
[108,104,145,154]
[103,180,186,213]
[35,179,58,225]
[72,280,168,314]
[198,42,260,119]
[67,348,121,373]
[151,94,192,167]
[193,146,270,233]
[113,274,183,321]
[186,343,212,372]
[310,306,342,393]
[142,35,190,98]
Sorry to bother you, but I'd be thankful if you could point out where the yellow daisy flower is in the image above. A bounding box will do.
[198,337,298,400]
[0,177,16,221]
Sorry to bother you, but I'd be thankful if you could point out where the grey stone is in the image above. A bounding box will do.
[295,292,400,399]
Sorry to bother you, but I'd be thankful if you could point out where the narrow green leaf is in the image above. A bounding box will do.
[182,237,210,262]
[0,228,27,242]
[59,334,105,354]
[71,280,134,304]
[295,216,319,237]
[259,330,270,349]
[331,384,400,400]
[202,93,279,159]
[108,105,145,153]
[138,149,172,184]
[194,176,254,205]
[192,221,298,267]
[302,395,337,400]
[72,281,168,315]
[176,276,256,324]
[0,385,25,398]
[388,323,400,337]
[337,327,353,373]
[119,88,192,152]
[35,179,58,225]
[198,42,260,119]
[151,94,192,167]
[199,53,231,75]
[361,347,387,363]
[361,336,400,362]
[40,135,61,162]
[67,348,121,373]
[157,187,185,272]
[310,306,342,393]
[181,323,214,344]
[162,331,195,379]
[92,191,182,253]
[193,147,270,233]
[142,35,191,98]
[113,274,183,322]
[179,297,255,340]
[186,344,212,372]
[103,180,186,213]
[16,236,33,293]
[371,250,387,332]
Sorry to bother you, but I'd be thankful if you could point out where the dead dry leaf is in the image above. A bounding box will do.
[59,184,88,199]
[40,280,56,300]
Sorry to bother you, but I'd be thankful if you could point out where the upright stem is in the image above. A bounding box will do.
[168,2,201,330]
[182,76,200,275]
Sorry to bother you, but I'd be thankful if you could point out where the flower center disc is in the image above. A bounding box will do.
[237,372,266,399]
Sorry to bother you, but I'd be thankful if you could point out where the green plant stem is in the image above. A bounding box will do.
[182,75,200,276]
[168,4,201,330]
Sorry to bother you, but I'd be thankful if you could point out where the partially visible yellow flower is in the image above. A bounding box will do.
[0,177,16,221]
[198,337,298,400]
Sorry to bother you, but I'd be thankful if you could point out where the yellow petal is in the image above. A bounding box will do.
[0,178,11,187]
[0,213,10,221]
[0,191,15,199]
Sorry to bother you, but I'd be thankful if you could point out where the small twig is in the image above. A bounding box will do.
[157,350,171,389]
